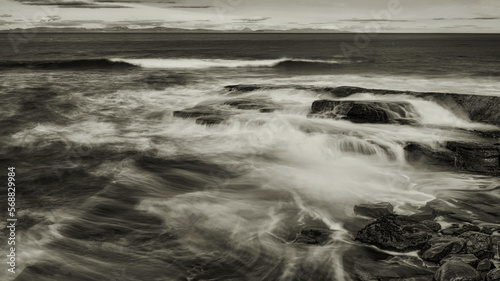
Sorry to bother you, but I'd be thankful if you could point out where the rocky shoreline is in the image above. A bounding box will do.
[172,85,500,280]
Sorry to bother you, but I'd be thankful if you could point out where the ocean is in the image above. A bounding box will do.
[1,33,500,281]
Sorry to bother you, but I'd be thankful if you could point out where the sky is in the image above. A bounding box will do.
[0,0,499,32]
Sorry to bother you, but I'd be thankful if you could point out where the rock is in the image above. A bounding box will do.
[422,221,442,232]
[434,261,481,281]
[404,143,456,167]
[446,142,500,176]
[477,259,495,272]
[353,202,394,219]
[259,107,279,113]
[458,232,494,259]
[310,100,418,124]
[420,237,466,262]
[487,268,500,281]
[173,106,218,119]
[356,214,434,252]
[195,116,225,126]
[481,227,495,235]
[223,99,272,110]
[293,228,332,245]
[442,224,481,236]
[440,254,480,268]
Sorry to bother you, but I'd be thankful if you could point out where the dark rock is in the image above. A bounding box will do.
[293,228,332,245]
[173,106,218,119]
[477,259,495,272]
[458,232,494,259]
[195,116,225,126]
[404,142,456,167]
[442,224,481,236]
[481,227,495,235]
[356,214,434,252]
[422,221,442,232]
[259,107,279,113]
[487,268,500,281]
[223,99,273,110]
[446,142,500,176]
[353,202,394,219]
[440,254,480,268]
[419,237,466,262]
[434,261,481,281]
[310,100,418,124]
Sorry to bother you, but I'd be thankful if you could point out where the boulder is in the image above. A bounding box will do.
[310,100,418,124]
[487,269,500,281]
[353,202,394,219]
[419,237,466,262]
[440,254,480,268]
[434,261,481,281]
[356,215,434,252]
[293,228,332,245]
[458,232,494,259]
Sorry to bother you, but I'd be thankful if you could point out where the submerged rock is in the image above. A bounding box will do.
[440,254,480,268]
[458,232,494,259]
[434,261,481,281]
[195,116,225,126]
[293,228,332,245]
[404,143,456,167]
[419,237,466,262]
[353,202,394,219]
[310,100,417,124]
[223,99,273,110]
[173,106,219,119]
[356,214,434,252]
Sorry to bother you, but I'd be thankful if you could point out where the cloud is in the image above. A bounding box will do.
[433,17,499,21]
[235,17,271,23]
[340,19,412,22]
[15,0,130,8]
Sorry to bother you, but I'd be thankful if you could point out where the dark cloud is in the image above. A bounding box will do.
[340,19,412,22]
[168,5,211,8]
[235,17,271,23]
[16,0,129,8]
[433,17,499,21]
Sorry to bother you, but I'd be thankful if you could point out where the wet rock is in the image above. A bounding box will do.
[293,228,332,245]
[481,227,495,235]
[434,261,481,281]
[440,254,480,268]
[477,259,495,272]
[422,221,442,233]
[259,107,279,113]
[310,100,418,124]
[446,142,500,176]
[404,143,456,167]
[487,268,500,281]
[458,232,494,259]
[356,214,434,252]
[223,99,272,110]
[173,106,218,119]
[195,116,225,126]
[353,202,394,219]
[442,224,481,236]
[420,237,466,262]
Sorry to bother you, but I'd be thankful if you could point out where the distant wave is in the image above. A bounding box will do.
[110,58,343,69]
[0,59,137,70]
[0,58,344,70]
